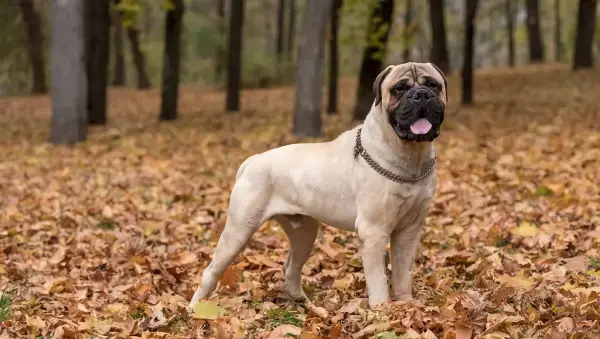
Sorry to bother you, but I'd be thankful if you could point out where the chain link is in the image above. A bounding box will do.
[353,128,436,183]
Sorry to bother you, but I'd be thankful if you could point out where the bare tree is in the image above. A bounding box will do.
[506,0,515,67]
[327,0,342,115]
[126,27,151,89]
[19,0,47,94]
[554,0,564,62]
[50,0,87,144]
[276,0,286,62]
[86,0,111,125]
[112,0,126,86]
[159,0,185,121]
[462,0,478,105]
[525,0,544,63]
[215,0,226,82]
[573,0,597,70]
[226,0,245,112]
[352,0,395,121]
[287,0,296,61]
[428,0,450,73]
[292,0,333,136]
[402,0,414,62]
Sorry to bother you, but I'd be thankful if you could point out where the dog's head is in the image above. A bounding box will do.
[373,62,448,142]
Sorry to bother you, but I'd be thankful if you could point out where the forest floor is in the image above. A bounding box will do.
[1,64,600,339]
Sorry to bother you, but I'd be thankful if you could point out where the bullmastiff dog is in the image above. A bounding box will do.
[189,62,447,310]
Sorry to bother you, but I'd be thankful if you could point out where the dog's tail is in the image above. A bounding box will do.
[235,154,257,181]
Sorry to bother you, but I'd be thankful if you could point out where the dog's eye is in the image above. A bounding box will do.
[428,82,441,91]
[392,84,408,95]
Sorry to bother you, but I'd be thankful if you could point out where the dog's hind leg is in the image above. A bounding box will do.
[275,215,320,300]
[188,181,268,310]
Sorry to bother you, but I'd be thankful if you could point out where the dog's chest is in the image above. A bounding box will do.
[358,177,435,230]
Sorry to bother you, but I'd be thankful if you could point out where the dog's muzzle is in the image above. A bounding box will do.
[389,86,444,142]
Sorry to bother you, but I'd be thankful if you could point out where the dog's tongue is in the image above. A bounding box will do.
[410,118,432,135]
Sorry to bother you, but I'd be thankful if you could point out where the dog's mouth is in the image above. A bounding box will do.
[409,118,432,135]
[390,108,443,142]
[389,86,443,142]
[391,119,440,142]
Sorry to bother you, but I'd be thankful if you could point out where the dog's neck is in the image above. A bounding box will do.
[360,106,435,178]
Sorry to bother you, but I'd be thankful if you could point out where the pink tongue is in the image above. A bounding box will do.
[410,118,432,135]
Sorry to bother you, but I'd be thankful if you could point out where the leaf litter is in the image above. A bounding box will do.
[0,65,600,338]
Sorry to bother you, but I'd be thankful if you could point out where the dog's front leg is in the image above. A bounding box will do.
[356,219,391,308]
[390,219,424,301]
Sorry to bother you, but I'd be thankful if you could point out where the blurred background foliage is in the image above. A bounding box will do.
[0,0,596,97]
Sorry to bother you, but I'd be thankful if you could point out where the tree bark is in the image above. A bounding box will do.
[525,0,544,63]
[573,0,597,70]
[50,0,87,144]
[506,0,515,67]
[428,0,450,73]
[276,0,286,62]
[86,0,111,125]
[461,0,478,105]
[159,0,185,121]
[287,0,296,61]
[403,0,413,62]
[226,0,245,112]
[292,0,333,137]
[127,27,152,89]
[19,0,47,94]
[215,0,226,82]
[352,0,395,121]
[327,0,342,115]
[112,0,126,86]
[554,0,563,62]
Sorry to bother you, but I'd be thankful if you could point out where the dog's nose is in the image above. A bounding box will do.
[411,88,433,102]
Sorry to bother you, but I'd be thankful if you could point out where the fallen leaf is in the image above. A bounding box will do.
[509,221,539,238]
[192,301,227,320]
[352,321,390,338]
[455,326,473,339]
[564,256,588,272]
[268,324,302,339]
[49,246,66,265]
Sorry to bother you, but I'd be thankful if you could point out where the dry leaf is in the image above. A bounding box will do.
[268,324,302,339]
[509,221,539,238]
[192,301,227,320]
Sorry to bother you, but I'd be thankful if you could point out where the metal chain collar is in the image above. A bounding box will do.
[353,128,437,183]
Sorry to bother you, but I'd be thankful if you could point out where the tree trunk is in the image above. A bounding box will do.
[50,0,87,144]
[276,0,286,62]
[159,0,185,121]
[287,0,296,61]
[554,0,563,62]
[573,0,597,70]
[112,0,126,86]
[461,0,478,105]
[506,0,515,67]
[292,0,333,137]
[215,0,226,82]
[327,0,342,115]
[19,0,47,94]
[226,0,245,112]
[85,0,111,125]
[525,0,544,63]
[428,0,450,73]
[352,0,395,121]
[403,0,413,62]
[127,27,152,89]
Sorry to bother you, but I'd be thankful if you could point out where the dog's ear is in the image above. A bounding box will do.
[373,66,393,107]
[429,62,448,102]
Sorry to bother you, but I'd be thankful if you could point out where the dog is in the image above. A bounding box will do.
[188,62,447,310]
